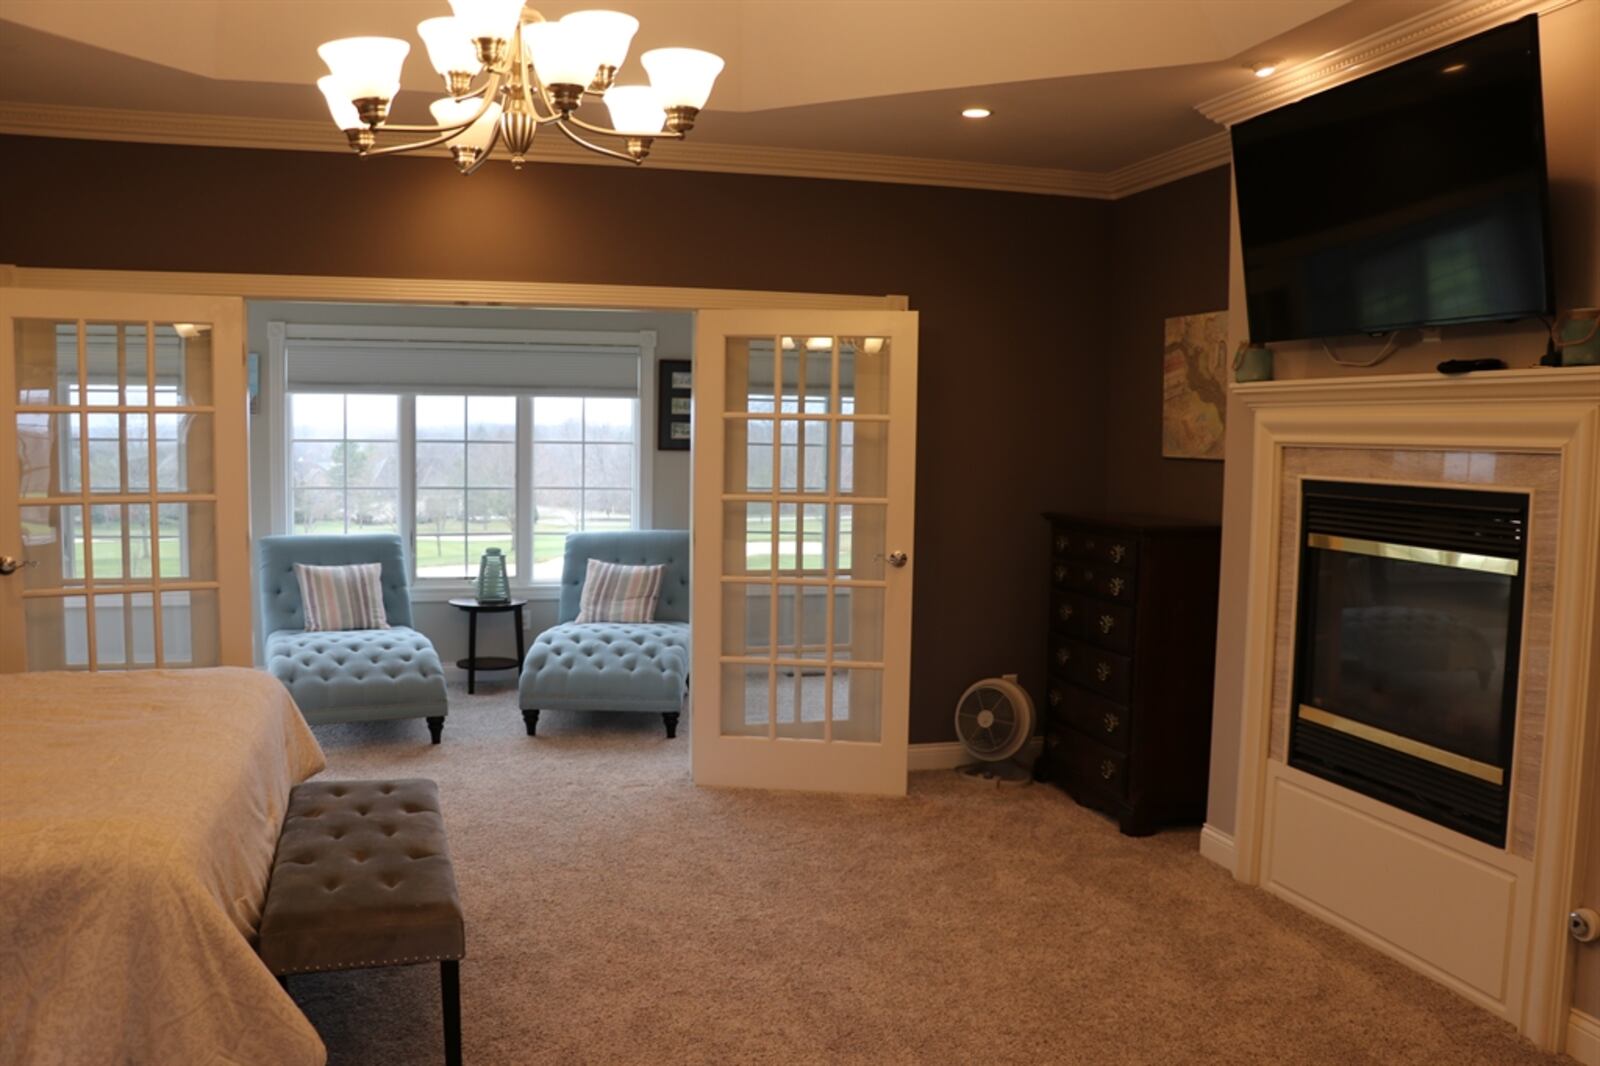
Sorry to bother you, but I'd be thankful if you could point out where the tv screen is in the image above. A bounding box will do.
[1232,15,1554,344]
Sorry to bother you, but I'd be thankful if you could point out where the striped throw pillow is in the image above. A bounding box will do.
[293,562,390,632]
[575,559,665,624]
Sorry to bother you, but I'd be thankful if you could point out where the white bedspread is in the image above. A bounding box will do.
[0,668,328,1066]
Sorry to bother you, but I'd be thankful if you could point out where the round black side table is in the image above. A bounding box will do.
[448,597,528,694]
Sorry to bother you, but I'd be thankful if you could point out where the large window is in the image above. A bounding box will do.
[416,395,516,579]
[289,394,400,536]
[284,390,638,587]
[530,397,634,581]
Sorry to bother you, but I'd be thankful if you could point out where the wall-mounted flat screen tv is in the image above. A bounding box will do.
[1231,15,1554,344]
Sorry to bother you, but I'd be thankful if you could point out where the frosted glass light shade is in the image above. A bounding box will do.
[559,10,639,72]
[316,76,364,130]
[417,17,480,76]
[447,0,525,43]
[523,21,602,88]
[317,37,409,102]
[430,96,503,152]
[602,85,665,134]
[641,47,724,109]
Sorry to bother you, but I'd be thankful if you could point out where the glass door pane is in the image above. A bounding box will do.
[4,300,238,673]
[715,334,889,743]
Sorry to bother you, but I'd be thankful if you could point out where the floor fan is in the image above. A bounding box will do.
[954,675,1034,787]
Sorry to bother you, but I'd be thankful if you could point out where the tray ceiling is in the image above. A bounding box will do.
[0,0,1453,175]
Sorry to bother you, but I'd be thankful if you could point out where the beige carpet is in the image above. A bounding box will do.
[290,681,1571,1066]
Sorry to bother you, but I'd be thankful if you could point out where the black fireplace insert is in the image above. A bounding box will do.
[1290,480,1527,845]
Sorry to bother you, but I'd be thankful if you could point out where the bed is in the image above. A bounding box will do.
[0,667,328,1066]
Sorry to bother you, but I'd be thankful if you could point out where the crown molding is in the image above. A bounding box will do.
[0,100,1127,200]
[0,99,1242,200]
[2,1,1573,201]
[1105,131,1231,197]
[1196,0,1581,127]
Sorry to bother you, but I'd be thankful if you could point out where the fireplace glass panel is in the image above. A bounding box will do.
[1290,479,1527,845]
[1299,549,1514,768]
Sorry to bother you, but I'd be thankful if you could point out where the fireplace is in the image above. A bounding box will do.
[1289,479,1528,845]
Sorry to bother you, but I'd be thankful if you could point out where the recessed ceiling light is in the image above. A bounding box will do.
[1442,62,1468,74]
[1251,62,1278,78]
[961,107,992,119]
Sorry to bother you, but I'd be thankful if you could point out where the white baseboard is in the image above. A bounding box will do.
[1199,823,1237,875]
[908,737,1043,773]
[1570,1009,1600,1066]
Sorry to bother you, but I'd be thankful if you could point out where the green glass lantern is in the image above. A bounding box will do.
[475,548,510,603]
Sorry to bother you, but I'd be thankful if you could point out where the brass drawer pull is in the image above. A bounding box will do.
[1110,544,1126,563]
[1100,759,1116,780]
[1107,576,1125,597]
[1053,564,1067,582]
[1103,712,1119,734]
[1098,614,1114,634]
[1055,534,1069,552]
[1058,603,1073,622]
[1055,647,1070,666]
[1095,661,1112,682]
[1048,687,1062,706]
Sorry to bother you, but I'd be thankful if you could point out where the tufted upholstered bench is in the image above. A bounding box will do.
[258,534,450,742]
[519,530,690,738]
[259,779,465,1066]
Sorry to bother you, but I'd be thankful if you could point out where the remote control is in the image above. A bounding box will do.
[1437,358,1508,374]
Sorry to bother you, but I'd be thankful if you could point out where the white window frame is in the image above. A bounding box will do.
[266,322,657,600]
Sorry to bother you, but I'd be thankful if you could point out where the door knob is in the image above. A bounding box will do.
[0,555,39,576]
[887,551,908,568]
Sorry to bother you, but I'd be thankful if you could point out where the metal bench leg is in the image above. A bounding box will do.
[522,709,540,737]
[441,959,462,1066]
[426,716,445,745]
[663,711,680,739]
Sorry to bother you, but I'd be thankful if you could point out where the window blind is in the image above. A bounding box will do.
[285,339,640,394]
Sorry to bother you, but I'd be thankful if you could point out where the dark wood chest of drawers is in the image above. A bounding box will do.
[1036,512,1222,835]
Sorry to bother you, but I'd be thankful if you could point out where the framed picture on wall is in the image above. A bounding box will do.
[658,358,691,450]
[1161,310,1228,461]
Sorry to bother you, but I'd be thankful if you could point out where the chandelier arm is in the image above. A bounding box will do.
[461,122,502,175]
[514,36,580,126]
[520,60,561,122]
[553,119,642,164]
[371,71,505,136]
[364,125,473,158]
[523,79,566,125]
[564,113,685,142]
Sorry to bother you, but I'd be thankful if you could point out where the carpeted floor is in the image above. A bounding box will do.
[290,681,1572,1066]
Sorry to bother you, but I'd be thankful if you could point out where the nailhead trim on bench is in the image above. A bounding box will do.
[274,952,462,975]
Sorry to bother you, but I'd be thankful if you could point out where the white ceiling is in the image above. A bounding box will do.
[0,0,1453,173]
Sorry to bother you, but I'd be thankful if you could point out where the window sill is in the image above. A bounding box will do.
[410,583,563,604]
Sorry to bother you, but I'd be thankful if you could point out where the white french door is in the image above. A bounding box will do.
[691,310,918,795]
[0,288,251,672]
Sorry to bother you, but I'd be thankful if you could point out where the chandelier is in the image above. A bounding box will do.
[314,1,724,173]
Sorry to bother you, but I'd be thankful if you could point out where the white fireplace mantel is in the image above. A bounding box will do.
[1226,366,1600,1051]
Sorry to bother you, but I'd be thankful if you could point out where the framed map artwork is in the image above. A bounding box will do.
[1161,311,1228,461]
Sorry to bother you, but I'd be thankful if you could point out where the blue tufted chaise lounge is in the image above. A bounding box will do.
[519,530,689,739]
[257,533,450,743]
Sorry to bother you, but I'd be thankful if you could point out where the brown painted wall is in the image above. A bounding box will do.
[1103,167,1231,522]
[0,134,1117,742]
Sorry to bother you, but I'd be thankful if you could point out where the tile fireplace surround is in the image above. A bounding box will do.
[1226,367,1600,1054]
